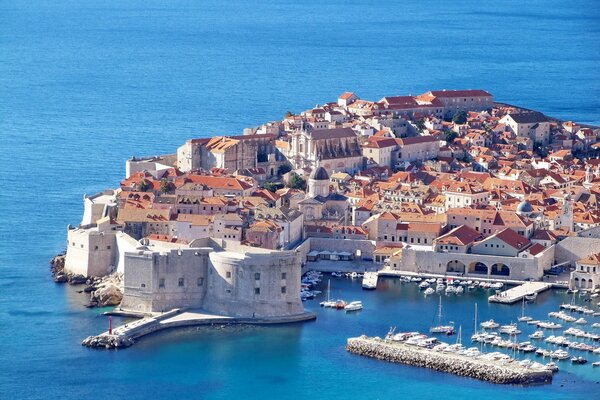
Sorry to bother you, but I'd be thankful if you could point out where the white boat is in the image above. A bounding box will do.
[319,279,337,308]
[435,284,445,292]
[575,318,587,324]
[424,287,435,296]
[419,281,430,289]
[537,321,562,329]
[529,330,544,339]
[517,297,533,322]
[445,286,456,294]
[499,324,521,335]
[350,272,358,279]
[480,319,499,329]
[430,296,454,334]
[593,361,600,367]
[525,292,537,302]
[344,301,363,312]
[455,286,464,294]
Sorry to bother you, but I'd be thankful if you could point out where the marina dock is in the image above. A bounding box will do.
[82,309,316,349]
[488,282,552,304]
[346,336,552,385]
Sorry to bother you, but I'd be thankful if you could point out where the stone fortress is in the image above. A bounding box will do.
[64,191,309,319]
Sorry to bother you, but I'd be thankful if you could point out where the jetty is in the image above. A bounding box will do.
[346,336,552,385]
[82,309,316,349]
[488,282,551,304]
[362,272,378,290]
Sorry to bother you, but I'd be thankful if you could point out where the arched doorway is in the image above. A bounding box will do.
[469,262,488,274]
[574,277,580,288]
[447,260,466,273]
[491,263,510,276]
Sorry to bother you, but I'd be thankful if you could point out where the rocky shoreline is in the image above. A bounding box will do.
[346,336,552,385]
[50,253,124,308]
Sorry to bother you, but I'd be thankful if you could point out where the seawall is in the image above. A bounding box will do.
[346,336,552,385]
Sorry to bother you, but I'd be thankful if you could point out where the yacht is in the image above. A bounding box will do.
[529,330,545,340]
[574,317,587,324]
[455,286,464,294]
[524,292,537,302]
[445,285,456,294]
[550,349,570,360]
[592,361,600,367]
[419,281,430,289]
[335,300,347,309]
[344,301,363,312]
[499,324,521,335]
[537,321,562,329]
[424,287,435,296]
[480,319,500,329]
[430,296,455,335]
[571,356,587,365]
[545,362,559,372]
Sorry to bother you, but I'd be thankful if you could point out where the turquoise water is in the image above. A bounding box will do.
[1,1,600,399]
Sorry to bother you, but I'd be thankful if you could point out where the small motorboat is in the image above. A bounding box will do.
[592,361,600,367]
[529,330,544,340]
[480,319,499,329]
[524,292,537,302]
[419,281,430,289]
[344,301,363,312]
[571,356,588,365]
[424,287,435,296]
[335,300,347,309]
[545,362,559,372]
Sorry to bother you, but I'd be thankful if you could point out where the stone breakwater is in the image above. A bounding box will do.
[346,336,552,385]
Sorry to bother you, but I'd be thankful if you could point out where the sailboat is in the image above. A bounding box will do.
[471,303,481,342]
[319,279,336,308]
[517,297,533,322]
[430,296,455,335]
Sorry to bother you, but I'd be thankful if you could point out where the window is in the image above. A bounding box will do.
[281,272,286,280]
[255,287,260,295]
[178,278,184,287]
[94,246,99,250]
[141,283,146,288]
[255,273,261,280]
[159,278,165,288]
[226,271,231,279]
[281,286,287,294]
[197,277,204,286]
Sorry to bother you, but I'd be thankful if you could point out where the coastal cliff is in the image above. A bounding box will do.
[50,253,123,307]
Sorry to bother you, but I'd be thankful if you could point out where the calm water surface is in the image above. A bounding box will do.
[1,1,599,399]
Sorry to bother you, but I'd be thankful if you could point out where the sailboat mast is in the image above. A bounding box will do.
[474,303,478,334]
[327,279,331,302]
[438,296,443,323]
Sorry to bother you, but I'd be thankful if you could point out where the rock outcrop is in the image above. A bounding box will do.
[51,253,124,308]
[87,274,124,308]
[82,334,134,349]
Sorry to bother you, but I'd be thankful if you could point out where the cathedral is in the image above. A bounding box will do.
[288,127,363,174]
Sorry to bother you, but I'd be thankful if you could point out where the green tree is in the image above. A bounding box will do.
[137,180,151,192]
[159,178,170,194]
[263,182,282,192]
[414,119,426,133]
[452,111,468,125]
[443,128,458,143]
[289,175,307,191]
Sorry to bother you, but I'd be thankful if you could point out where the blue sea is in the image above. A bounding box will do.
[1,1,599,399]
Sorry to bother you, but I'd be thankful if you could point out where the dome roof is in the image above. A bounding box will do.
[310,166,329,181]
[516,200,533,214]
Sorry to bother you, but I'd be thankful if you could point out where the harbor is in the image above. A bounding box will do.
[346,335,553,384]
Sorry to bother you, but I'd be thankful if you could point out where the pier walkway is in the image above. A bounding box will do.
[83,309,316,349]
[488,282,551,304]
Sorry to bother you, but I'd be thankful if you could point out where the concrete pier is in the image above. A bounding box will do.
[82,309,316,349]
[488,282,551,304]
[362,272,378,289]
[346,336,552,385]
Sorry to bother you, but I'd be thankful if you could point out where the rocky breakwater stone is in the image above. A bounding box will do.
[49,253,88,285]
[82,334,134,349]
[88,273,124,307]
[346,336,552,385]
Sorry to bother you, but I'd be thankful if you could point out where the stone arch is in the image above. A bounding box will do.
[446,260,466,273]
[490,263,510,276]
[468,261,488,275]
[589,279,594,289]
[574,277,580,288]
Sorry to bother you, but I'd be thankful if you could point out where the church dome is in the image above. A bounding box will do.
[516,200,533,214]
[310,166,329,181]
